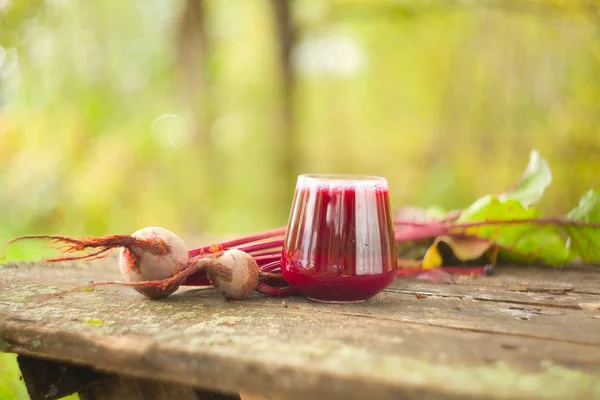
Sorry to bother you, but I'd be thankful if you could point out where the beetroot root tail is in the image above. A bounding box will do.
[85,254,220,291]
[2,234,169,263]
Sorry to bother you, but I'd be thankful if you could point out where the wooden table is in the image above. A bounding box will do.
[1,261,600,400]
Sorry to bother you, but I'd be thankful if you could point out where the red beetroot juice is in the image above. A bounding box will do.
[281,175,398,303]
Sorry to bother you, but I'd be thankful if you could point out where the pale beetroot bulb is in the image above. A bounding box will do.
[207,249,259,300]
[119,227,189,299]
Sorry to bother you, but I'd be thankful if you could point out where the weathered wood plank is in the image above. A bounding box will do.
[2,272,599,346]
[1,262,600,400]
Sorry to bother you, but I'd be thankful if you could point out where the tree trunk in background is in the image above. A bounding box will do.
[270,0,297,216]
[176,0,217,182]
[176,0,220,229]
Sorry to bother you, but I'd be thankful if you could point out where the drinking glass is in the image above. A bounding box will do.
[281,174,398,303]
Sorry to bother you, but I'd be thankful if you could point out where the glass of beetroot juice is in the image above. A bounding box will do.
[281,174,398,303]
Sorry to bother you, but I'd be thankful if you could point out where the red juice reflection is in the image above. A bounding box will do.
[282,175,398,303]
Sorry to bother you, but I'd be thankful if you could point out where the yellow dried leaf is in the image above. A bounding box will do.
[422,243,443,269]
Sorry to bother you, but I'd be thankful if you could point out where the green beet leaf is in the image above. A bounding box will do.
[565,189,600,262]
[499,150,552,207]
[458,196,571,266]
[568,189,600,223]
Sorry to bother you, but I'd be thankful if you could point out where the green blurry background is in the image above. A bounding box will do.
[1,0,598,398]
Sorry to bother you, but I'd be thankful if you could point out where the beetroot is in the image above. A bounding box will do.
[205,249,259,300]
[118,227,188,299]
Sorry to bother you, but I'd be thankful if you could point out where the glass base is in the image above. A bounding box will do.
[307,297,367,304]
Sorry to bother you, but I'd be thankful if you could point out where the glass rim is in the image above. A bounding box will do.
[298,174,387,182]
[296,174,388,189]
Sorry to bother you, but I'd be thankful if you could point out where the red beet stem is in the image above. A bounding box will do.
[259,271,282,280]
[238,240,284,255]
[183,274,212,286]
[259,271,289,287]
[248,250,283,258]
[396,265,487,277]
[393,211,462,224]
[394,217,600,243]
[259,260,282,273]
[441,266,487,275]
[222,227,285,247]
[253,254,281,263]
[396,267,429,276]
[394,223,449,242]
[256,281,299,296]
[393,220,431,227]
[188,228,286,257]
